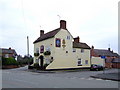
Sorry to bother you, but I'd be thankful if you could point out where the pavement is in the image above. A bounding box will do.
[90,72,120,81]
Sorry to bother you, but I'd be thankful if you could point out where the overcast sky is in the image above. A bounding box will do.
[0,0,119,56]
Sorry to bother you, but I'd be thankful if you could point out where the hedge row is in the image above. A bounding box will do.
[2,57,18,65]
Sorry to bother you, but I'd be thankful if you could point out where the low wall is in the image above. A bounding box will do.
[2,65,19,69]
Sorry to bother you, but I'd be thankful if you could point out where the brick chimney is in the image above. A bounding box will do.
[60,20,66,29]
[74,36,80,43]
[91,46,94,49]
[40,30,44,37]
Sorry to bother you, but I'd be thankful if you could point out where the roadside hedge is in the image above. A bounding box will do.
[2,57,18,65]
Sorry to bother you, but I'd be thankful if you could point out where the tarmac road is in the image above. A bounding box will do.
[2,66,119,88]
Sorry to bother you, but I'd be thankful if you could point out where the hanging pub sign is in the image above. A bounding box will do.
[56,38,61,47]
[40,45,44,53]
[62,39,66,48]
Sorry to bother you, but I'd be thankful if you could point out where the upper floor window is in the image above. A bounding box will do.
[46,46,50,51]
[81,49,84,53]
[36,48,39,53]
[40,45,44,53]
[67,36,70,40]
[5,54,9,58]
[56,38,61,47]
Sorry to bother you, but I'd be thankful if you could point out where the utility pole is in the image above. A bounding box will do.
[27,36,30,66]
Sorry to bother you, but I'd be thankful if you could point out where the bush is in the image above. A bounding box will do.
[34,53,39,56]
[34,63,39,68]
[2,57,18,66]
[44,51,51,55]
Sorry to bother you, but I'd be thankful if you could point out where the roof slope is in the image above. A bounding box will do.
[112,58,120,63]
[1,48,17,55]
[33,28,60,43]
[94,49,118,57]
[73,42,91,49]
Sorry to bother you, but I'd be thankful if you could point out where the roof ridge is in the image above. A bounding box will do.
[44,28,60,35]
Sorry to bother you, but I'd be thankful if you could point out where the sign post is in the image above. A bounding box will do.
[101,55,106,74]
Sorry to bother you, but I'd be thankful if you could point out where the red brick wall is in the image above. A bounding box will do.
[105,63,112,68]
[112,63,120,68]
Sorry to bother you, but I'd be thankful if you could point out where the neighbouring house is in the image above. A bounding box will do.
[91,46,120,68]
[112,57,120,68]
[33,20,91,70]
[1,47,17,59]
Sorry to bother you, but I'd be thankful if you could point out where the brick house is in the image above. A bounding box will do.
[91,46,120,68]
[1,47,17,59]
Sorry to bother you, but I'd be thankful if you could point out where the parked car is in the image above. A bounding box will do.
[90,64,104,71]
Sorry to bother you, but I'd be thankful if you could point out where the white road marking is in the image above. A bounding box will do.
[96,79,102,80]
[80,78,85,79]
[87,78,94,80]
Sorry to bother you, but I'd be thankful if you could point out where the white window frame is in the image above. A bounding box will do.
[78,58,82,66]
[67,36,70,40]
[81,49,84,53]
[85,60,88,65]
[36,48,39,53]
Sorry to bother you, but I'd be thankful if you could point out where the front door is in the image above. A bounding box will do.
[40,55,44,70]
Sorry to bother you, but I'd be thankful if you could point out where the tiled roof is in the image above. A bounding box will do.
[112,58,120,63]
[1,48,17,55]
[112,53,120,57]
[33,28,60,43]
[94,49,117,57]
[73,42,91,49]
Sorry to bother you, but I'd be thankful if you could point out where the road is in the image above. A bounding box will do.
[2,66,119,88]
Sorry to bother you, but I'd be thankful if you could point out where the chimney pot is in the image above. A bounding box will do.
[40,30,44,37]
[60,20,66,29]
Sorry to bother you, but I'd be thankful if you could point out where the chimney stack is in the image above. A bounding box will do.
[9,47,11,49]
[40,30,44,37]
[60,20,66,29]
[108,48,111,51]
[74,36,80,43]
[92,46,94,49]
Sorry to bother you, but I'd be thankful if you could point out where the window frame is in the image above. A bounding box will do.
[85,60,88,65]
[40,45,44,53]
[78,58,82,66]
[81,49,84,53]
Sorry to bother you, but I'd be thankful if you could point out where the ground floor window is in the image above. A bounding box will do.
[78,58,82,66]
[85,60,88,64]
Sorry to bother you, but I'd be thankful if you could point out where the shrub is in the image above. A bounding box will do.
[2,57,18,66]
[34,53,39,56]
[44,51,51,55]
[34,63,39,68]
